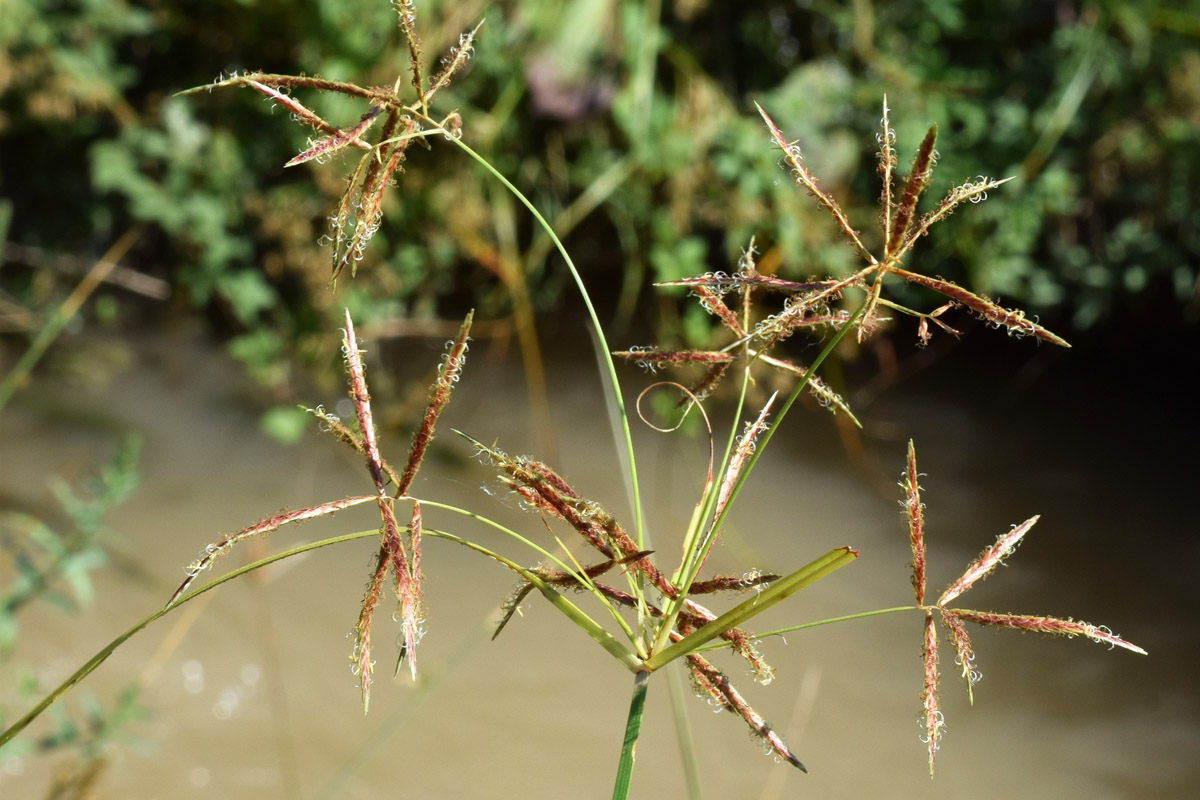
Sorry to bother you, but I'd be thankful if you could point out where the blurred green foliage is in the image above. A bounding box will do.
[0,435,147,777]
[2,0,1196,399]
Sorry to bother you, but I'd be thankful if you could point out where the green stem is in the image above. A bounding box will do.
[612,670,651,800]
[441,133,645,551]
[691,605,919,653]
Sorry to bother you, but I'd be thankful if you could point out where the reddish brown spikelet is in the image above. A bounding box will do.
[342,310,388,494]
[684,361,733,405]
[396,312,473,497]
[244,80,361,144]
[714,393,776,521]
[235,72,385,101]
[427,22,483,101]
[688,653,806,771]
[181,72,388,103]
[335,126,415,281]
[897,175,1014,257]
[393,0,427,106]
[377,504,414,669]
[352,545,390,713]
[902,440,927,606]
[757,104,876,266]
[495,459,615,558]
[688,572,779,594]
[888,123,938,256]
[856,279,885,345]
[286,105,385,168]
[878,96,897,246]
[332,111,403,281]
[755,353,855,420]
[938,608,979,704]
[613,348,735,370]
[938,516,1039,606]
[945,609,1147,655]
[886,267,1070,347]
[920,610,944,775]
[692,285,743,331]
[328,152,374,258]
[170,494,376,605]
[307,405,403,487]
[658,273,844,295]
[392,501,425,679]
[742,270,859,355]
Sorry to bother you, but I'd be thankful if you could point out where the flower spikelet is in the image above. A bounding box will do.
[937,516,1038,607]
[902,439,927,605]
[920,611,944,776]
[352,546,390,713]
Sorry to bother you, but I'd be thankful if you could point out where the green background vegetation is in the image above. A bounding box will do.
[2,0,1198,392]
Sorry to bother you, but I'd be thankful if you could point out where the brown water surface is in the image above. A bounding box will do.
[1,328,1196,799]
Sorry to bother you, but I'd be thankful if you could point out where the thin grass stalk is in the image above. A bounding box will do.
[441,131,653,645]
[694,605,918,651]
[441,134,644,547]
[612,670,651,800]
[664,662,704,800]
[652,302,867,655]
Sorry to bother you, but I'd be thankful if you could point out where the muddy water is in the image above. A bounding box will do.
[1,327,1196,799]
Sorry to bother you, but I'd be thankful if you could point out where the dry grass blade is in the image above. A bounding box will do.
[396,311,473,496]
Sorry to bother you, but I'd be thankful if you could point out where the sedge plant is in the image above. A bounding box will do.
[0,4,1145,795]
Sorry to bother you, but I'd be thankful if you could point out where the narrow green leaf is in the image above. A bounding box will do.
[644,547,858,672]
[611,670,650,800]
